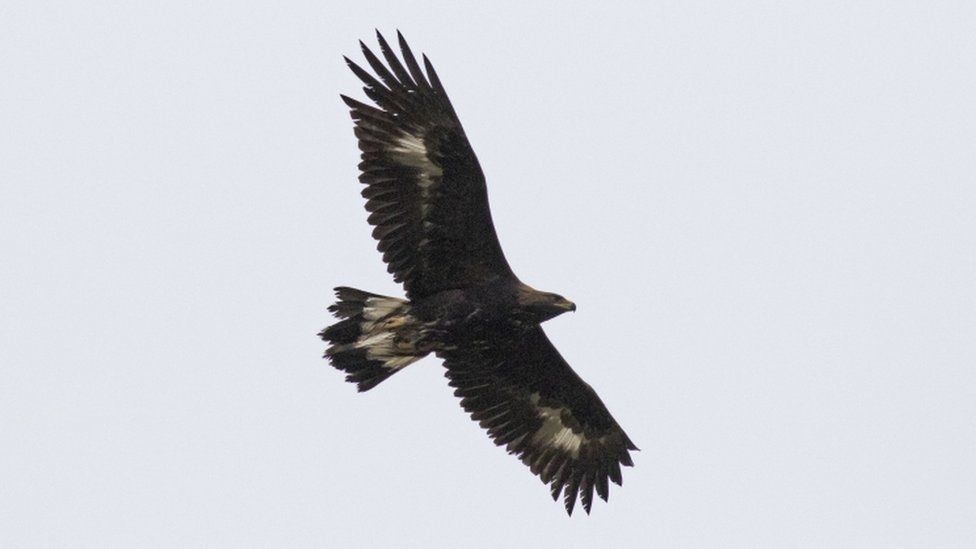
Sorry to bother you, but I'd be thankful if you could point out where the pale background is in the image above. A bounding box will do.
[2,2,974,547]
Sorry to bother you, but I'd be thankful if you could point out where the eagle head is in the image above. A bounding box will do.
[516,283,576,322]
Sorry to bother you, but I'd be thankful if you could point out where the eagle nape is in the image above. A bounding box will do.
[320,30,637,516]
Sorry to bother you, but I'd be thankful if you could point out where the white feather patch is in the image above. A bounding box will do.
[355,331,418,371]
[351,297,422,372]
[363,296,406,321]
[392,132,442,217]
[529,393,584,457]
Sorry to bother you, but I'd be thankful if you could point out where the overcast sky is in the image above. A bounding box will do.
[2,2,975,547]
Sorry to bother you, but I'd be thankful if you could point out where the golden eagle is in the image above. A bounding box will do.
[321,31,637,515]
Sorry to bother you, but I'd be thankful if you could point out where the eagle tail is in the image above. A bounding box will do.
[320,287,429,392]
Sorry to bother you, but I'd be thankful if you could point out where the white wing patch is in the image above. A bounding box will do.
[392,132,442,218]
[391,132,441,184]
[529,393,584,457]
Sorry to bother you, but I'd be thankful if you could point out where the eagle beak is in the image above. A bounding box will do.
[560,299,577,312]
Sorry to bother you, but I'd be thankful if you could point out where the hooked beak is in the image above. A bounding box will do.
[559,299,577,312]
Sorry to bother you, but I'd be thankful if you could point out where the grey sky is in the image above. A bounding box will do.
[2,1,974,547]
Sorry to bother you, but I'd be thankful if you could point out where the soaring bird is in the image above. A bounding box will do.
[321,31,637,515]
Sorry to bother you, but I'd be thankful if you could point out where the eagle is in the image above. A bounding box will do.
[321,31,637,515]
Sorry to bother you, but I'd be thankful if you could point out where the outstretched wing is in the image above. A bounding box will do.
[441,328,638,515]
[342,31,515,299]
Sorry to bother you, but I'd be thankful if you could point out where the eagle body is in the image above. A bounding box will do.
[324,280,574,383]
[322,31,636,515]
[412,279,576,333]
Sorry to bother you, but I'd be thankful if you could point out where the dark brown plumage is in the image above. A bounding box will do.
[321,31,636,515]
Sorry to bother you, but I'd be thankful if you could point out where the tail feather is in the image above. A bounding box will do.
[320,286,428,391]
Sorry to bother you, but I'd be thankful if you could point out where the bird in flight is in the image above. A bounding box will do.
[321,31,637,515]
